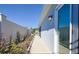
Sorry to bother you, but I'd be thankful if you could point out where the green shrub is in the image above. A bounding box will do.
[0,42,26,54]
[9,42,25,54]
[0,47,5,54]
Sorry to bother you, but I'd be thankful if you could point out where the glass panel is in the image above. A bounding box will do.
[58,5,70,49]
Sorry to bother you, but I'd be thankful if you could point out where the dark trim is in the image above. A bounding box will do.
[39,26,41,37]
[78,4,79,54]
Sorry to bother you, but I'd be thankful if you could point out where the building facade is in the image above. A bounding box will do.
[0,13,31,45]
[39,4,79,54]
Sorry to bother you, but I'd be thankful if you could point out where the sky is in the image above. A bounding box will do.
[0,4,44,28]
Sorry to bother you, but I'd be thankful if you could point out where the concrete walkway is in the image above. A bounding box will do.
[30,34,52,54]
[30,34,69,54]
[59,45,69,54]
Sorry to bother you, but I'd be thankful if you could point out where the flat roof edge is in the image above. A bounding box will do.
[38,5,52,28]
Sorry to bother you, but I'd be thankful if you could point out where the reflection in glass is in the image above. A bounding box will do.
[58,5,70,49]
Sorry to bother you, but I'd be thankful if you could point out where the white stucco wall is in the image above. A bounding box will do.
[0,13,30,44]
[41,28,59,53]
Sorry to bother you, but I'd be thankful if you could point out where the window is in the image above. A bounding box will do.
[58,5,70,48]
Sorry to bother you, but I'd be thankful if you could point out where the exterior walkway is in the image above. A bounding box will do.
[30,34,52,54]
[30,34,69,54]
[59,45,69,54]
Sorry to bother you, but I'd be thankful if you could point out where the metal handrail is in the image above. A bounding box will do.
[70,39,78,44]
[70,39,78,50]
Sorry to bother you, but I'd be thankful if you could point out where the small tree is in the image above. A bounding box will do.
[31,29,35,35]
[15,32,21,44]
[22,35,27,42]
[8,35,12,53]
